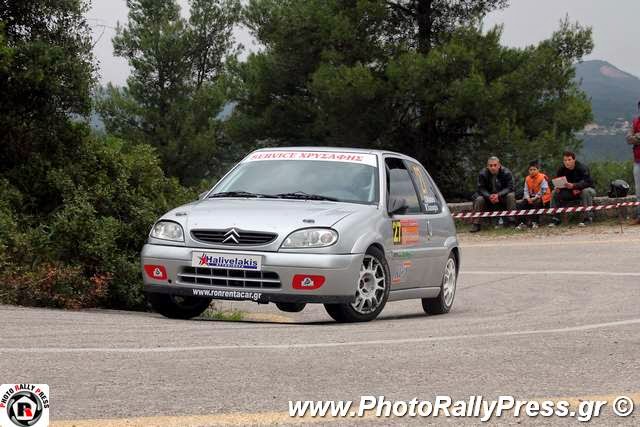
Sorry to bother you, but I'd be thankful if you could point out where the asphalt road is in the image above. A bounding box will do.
[1,226,640,426]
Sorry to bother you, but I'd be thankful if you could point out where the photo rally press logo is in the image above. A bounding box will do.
[0,385,49,427]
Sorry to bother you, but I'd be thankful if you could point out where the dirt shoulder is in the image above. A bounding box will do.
[457,220,640,245]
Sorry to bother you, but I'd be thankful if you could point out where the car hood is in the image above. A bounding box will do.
[169,199,372,234]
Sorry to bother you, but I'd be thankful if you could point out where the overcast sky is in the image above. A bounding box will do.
[89,0,640,86]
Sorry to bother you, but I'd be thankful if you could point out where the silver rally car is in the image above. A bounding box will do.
[142,147,459,322]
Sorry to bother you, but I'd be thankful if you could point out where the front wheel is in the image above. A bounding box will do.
[147,293,212,319]
[276,302,306,313]
[324,246,390,323]
[422,253,457,315]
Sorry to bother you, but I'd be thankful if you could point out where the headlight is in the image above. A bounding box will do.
[150,221,184,242]
[281,228,338,248]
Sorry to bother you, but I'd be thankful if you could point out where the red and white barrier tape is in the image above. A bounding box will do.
[452,201,640,219]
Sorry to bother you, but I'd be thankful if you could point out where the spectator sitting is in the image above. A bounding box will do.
[470,156,516,233]
[549,151,596,227]
[516,161,551,230]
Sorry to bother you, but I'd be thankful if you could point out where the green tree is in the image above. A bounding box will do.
[382,0,509,54]
[0,0,96,211]
[0,0,195,310]
[1,134,194,309]
[98,0,241,186]
[230,1,593,198]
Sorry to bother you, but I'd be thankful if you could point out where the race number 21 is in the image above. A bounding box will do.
[392,220,402,245]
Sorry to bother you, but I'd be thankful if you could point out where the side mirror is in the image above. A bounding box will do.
[388,196,408,215]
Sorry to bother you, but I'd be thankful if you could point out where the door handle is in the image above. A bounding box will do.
[426,220,433,238]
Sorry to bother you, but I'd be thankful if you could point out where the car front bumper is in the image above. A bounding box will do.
[141,244,364,304]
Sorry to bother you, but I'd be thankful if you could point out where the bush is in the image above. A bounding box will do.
[0,133,195,310]
[588,160,635,196]
[0,263,108,309]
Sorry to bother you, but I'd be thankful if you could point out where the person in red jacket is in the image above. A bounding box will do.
[626,101,640,225]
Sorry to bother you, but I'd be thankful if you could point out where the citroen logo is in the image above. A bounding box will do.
[222,228,240,244]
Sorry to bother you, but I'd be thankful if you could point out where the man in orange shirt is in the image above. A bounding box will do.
[516,161,551,229]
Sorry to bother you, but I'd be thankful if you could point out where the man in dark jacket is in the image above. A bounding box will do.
[470,156,516,232]
[549,151,596,227]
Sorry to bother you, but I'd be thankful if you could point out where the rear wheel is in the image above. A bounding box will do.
[324,246,390,323]
[275,302,306,313]
[422,253,457,315]
[147,293,212,319]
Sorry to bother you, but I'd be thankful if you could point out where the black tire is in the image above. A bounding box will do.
[324,246,390,323]
[147,293,212,319]
[275,302,306,313]
[422,252,457,315]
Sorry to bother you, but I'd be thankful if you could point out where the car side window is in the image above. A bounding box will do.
[407,162,442,214]
[385,157,421,214]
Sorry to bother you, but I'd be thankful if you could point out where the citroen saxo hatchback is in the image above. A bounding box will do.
[141,148,460,322]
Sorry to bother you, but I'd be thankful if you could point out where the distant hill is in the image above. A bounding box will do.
[574,60,640,162]
[580,134,631,162]
[575,60,640,126]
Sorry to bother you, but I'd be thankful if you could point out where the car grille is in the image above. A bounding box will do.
[191,229,277,246]
[178,267,281,289]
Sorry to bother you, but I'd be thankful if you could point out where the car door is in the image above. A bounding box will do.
[406,161,450,287]
[384,157,430,289]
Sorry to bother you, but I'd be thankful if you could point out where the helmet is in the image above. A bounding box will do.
[608,179,630,198]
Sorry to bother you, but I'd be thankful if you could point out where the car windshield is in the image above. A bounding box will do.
[211,159,379,205]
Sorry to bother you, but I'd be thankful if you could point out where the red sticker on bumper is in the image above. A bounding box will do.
[292,274,326,290]
[144,265,168,281]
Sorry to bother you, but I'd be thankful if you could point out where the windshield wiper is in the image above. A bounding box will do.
[275,191,339,201]
[208,191,277,199]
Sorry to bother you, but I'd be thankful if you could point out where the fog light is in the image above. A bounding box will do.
[292,274,326,290]
[144,265,168,281]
